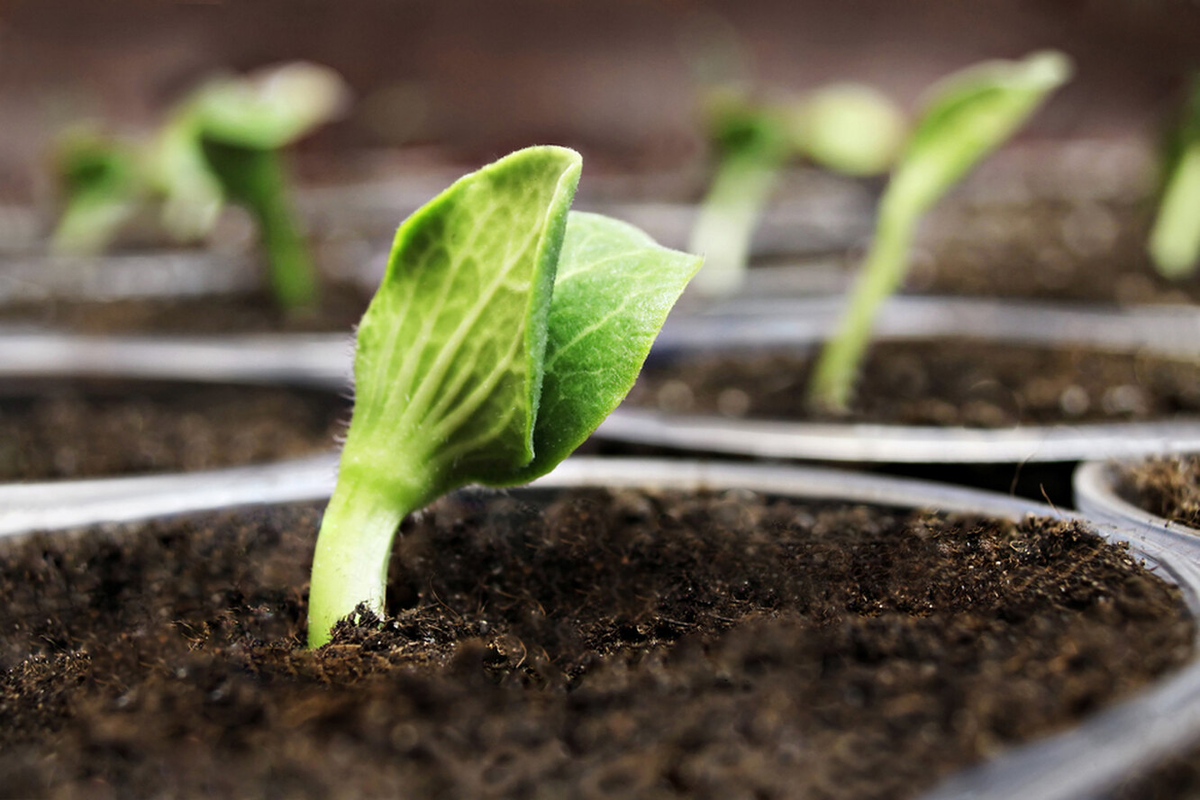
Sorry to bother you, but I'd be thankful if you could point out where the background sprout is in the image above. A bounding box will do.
[1149,73,1200,278]
[156,61,350,311]
[307,146,702,647]
[788,83,905,177]
[807,50,1072,412]
[152,113,224,244]
[689,82,904,296]
[688,84,791,296]
[49,126,145,255]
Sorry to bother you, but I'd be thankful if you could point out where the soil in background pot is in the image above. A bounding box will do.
[1117,455,1200,529]
[1111,747,1200,800]
[0,380,346,480]
[629,340,1200,429]
[0,487,1190,799]
[908,198,1199,306]
[0,279,371,335]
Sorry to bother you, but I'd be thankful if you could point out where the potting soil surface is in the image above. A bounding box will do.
[0,381,346,480]
[908,198,1200,305]
[1110,747,1200,800]
[1118,455,1200,529]
[0,489,1190,799]
[629,340,1200,427]
[0,280,370,334]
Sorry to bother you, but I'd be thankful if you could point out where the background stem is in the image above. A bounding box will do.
[1150,142,1200,278]
[201,140,319,311]
[807,201,915,411]
[689,147,783,296]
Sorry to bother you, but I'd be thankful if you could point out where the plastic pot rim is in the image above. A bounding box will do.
[1075,458,1200,543]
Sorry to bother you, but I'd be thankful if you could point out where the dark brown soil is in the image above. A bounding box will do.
[1111,749,1200,800]
[0,280,370,335]
[908,198,1200,305]
[628,340,1200,427]
[1117,455,1200,529]
[0,380,346,480]
[0,488,1190,799]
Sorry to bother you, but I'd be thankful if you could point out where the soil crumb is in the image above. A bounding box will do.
[0,488,1190,799]
[1118,455,1200,529]
[0,380,346,480]
[629,340,1200,428]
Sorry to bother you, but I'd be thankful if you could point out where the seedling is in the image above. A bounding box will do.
[1149,73,1200,278]
[49,127,145,255]
[689,82,904,295]
[49,63,347,311]
[307,146,702,647]
[807,51,1072,412]
[155,62,350,311]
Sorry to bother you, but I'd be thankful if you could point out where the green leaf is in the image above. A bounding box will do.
[506,211,702,481]
[340,145,582,507]
[887,50,1071,220]
[192,62,350,149]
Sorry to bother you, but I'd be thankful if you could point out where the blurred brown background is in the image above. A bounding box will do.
[2,0,1199,201]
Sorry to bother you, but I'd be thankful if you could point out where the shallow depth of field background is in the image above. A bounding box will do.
[2,0,1199,205]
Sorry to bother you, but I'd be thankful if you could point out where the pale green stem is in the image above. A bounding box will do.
[689,148,783,296]
[307,470,415,647]
[256,172,319,312]
[50,193,135,255]
[201,139,319,312]
[808,202,915,412]
[1149,142,1200,279]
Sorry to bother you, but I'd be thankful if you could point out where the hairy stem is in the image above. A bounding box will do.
[807,201,915,411]
[307,469,417,647]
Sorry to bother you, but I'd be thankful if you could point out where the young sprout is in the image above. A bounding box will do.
[689,85,792,295]
[1149,74,1200,278]
[307,146,702,647]
[807,51,1072,412]
[154,62,350,310]
[689,83,904,296]
[49,127,145,255]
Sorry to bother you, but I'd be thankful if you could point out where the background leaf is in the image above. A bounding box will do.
[193,62,350,149]
[886,50,1071,220]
